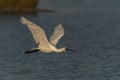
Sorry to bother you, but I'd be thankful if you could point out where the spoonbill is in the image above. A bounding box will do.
[21,17,74,53]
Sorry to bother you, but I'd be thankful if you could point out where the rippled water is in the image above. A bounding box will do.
[0,0,120,80]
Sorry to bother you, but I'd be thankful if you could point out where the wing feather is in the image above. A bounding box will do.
[49,24,64,46]
[21,17,50,48]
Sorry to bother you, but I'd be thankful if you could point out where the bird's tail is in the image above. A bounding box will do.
[25,49,39,54]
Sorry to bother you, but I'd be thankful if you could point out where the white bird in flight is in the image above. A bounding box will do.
[21,17,74,53]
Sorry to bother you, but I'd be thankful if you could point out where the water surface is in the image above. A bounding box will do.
[0,0,120,80]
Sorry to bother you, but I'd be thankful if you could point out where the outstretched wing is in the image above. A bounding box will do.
[49,24,64,46]
[21,17,50,48]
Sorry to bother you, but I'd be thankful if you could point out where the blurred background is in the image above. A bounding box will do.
[0,0,120,80]
[0,0,38,13]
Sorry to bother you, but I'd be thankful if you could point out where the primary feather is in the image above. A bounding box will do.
[21,17,51,48]
[49,24,64,46]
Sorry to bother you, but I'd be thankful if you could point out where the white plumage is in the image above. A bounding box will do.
[21,17,70,53]
[49,24,64,46]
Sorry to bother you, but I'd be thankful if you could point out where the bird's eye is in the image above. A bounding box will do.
[66,48,68,50]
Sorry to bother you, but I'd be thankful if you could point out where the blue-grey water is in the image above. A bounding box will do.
[0,0,120,80]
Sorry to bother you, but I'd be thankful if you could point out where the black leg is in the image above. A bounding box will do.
[25,49,39,54]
